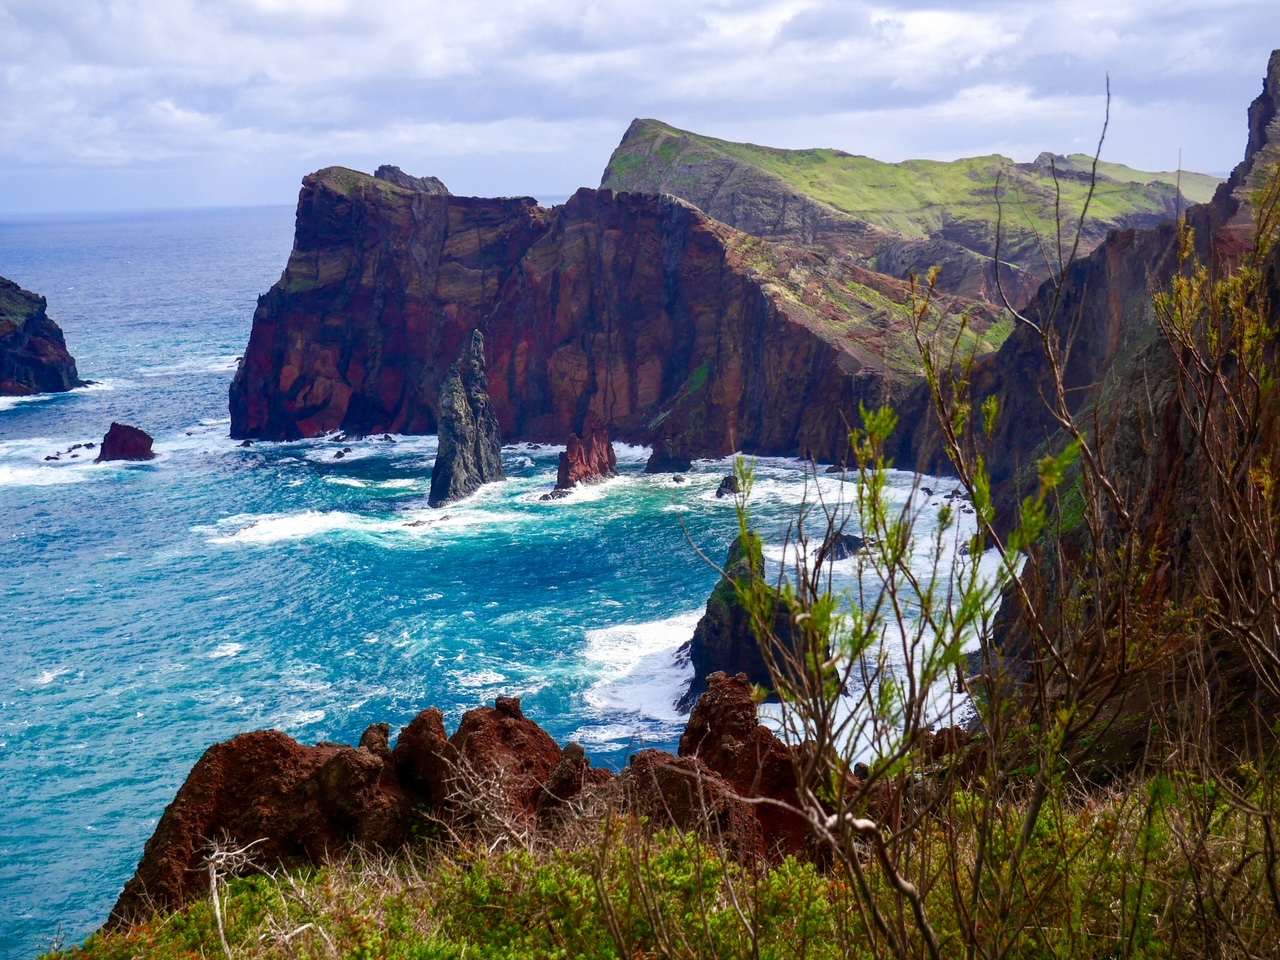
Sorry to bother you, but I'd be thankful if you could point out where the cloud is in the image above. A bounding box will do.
[0,0,1274,211]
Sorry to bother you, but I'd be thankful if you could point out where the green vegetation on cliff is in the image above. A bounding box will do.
[602,119,1221,306]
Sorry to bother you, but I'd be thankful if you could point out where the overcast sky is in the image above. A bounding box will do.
[0,1,1275,213]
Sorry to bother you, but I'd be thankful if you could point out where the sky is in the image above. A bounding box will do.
[0,0,1276,214]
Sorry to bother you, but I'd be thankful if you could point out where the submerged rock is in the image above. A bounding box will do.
[555,427,617,490]
[0,276,85,396]
[428,330,504,507]
[96,423,156,462]
[825,532,866,560]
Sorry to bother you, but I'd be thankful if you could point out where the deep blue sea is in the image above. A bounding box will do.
[0,206,972,959]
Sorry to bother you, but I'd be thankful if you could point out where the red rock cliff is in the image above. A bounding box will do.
[231,169,993,464]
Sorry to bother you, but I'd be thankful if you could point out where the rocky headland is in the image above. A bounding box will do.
[228,167,1002,469]
[0,276,85,396]
[428,330,504,507]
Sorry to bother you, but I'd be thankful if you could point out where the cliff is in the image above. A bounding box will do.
[601,119,1220,308]
[0,276,85,396]
[230,168,1002,465]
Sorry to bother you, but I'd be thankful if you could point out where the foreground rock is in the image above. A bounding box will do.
[0,276,85,396]
[109,677,828,928]
[679,672,813,858]
[678,533,826,711]
[96,423,156,462]
[555,426,617,489]
[428,330,504,507]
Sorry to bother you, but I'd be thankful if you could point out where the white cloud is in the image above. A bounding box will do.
[0,0,1274,211]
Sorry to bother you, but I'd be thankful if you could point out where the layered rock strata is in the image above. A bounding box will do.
[110,675,816,929]
[428,330,504,506]
[0,276,85,396]
[229,167,997,468]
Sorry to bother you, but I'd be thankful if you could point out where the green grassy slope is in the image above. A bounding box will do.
[602,120,1222,306]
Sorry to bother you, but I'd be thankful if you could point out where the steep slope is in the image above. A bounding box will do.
[230,169,1001,465]
[928,48,1280,510]
[0,276,85,396]
[601,119,1219,307]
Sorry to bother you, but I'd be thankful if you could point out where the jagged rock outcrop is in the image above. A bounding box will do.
[679,672,812,857]
[677,533,823,711]
[108,682,823,930]
[428,330,504,506]
[555,426,617,489]
[229,166,995,467]
[96,423,156,462]
[374,165,450,195]
[108,727,412,929]
[0,276,84,396]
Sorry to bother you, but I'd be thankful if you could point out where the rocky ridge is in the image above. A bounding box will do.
[601,119,1220,308]
[428,330,504,507]
[0,276,85,396]
[109,673,821,929]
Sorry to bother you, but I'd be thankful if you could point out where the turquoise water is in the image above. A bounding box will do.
[0,207,974,958]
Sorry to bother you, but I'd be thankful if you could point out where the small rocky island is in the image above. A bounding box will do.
[0,276,84,396]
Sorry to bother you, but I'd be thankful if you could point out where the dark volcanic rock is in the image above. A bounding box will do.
[556,426,617,489]
[108,730,411,929]
[825,532,866,560]
[679,672,812,858]
[0,276,85,396]
[428,330,504,507]
[96,423,156,462]
[715,474,740,498]
[678,533,825,711]
[374,165,450,195]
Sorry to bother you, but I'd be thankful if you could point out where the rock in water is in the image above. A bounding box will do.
[825,532,865,560]
[677,533,828,711]
[0,276,85,396]
[429,331,504,507]
[96,423,156,462]
[715,474,739,498]
[555,427,617,489]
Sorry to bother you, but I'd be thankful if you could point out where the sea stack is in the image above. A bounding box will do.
[677,533,823,711]
[0,276,85,396]
[96,423,156,462]
[556,427,618,490]
[428,330,504,507]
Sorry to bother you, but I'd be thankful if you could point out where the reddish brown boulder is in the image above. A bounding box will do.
[619,749,762,859]
[96,422,156,462]
[679,672,813,858]
[108,730,411,928]
[536,741,615,828]
[555,426,617,489]
[448,696,563,823]
[392,707,454,806]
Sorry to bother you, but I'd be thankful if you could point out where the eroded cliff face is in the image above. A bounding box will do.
[0,277,85,396]
[231,170,992,464]
[228,167,554,440]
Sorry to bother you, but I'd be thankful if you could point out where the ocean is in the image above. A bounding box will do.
[0,206,977,959]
